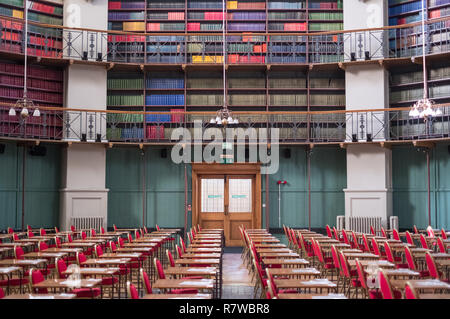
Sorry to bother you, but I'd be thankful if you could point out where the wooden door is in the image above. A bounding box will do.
[194,166,259,246]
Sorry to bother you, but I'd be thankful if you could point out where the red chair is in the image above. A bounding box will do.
[127,233,133,243]
[333,227,344,242]
[27,230,34,238]
[371,238,386,259]
[29,269,48,294]
[127,281,139,299]
[100,227,106,234]
[113,224,118,232]
[384,242,408,269]
[404,246,429,278]
[378,270,402,299]
[413,225,419,234]
[38,241,49,251]
[27,225,32,231]
[108,242,130,278]
[118,237,125,248]
[81,231,87,240]
[153,258,198,294]
[67,234,73,243]
[180,237,187,254]
[362,234,371,253]
[298,233,314,261]
[40,228,46,236]
[91,229,97,237]
[392,229,400,241]
[56,258,101,298]
[251,256,268,298]
[70,225,76,232]
[437,237,447,253]
[441,228,448,240]
[355,258,382,299]
[12,233,19,241]
[7,227,14,234]
[427,227,435,238]
[143,226,149,234]
[351,231,366,251]
[425,252,449,283]
[420,234,429,249]
[325,225,333,238]
[404,282,418,299]
[370,226,376,236]
[341,229,355,248]
[0,249,30,292]
[134,230,140,240]
[140,268,152,294]
[405,231,415,246]
[381,227,387,239]
[54,227,59,233]
[156,225,161,231]
[339,251,360,298]
[330,245,343,290]
[265,268,297,298]
[313,239,335,278]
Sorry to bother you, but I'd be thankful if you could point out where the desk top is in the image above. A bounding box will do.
[142,293,211,299]
[33,278,102,289]
[4,293,76,299]
[153,278,215,290]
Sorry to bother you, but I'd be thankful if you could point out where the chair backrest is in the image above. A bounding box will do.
[371,238,382,256]
[404,246,417,271]
[427,226,435,238]
[290,229,299,248]
[140,268,152,294]
[370,225,376,236]
[187,232,193,245]
[441,228,448,239]
[81,231,87,240]
[109,241,117,252]
[100,227,105,234]
[180,237,187,253]
[39,241,48,251]
[381,227,387,238]
[118,237,125,248]
[330,245,341,272]
[76,252,87,265]
[285,227,292,245]
[95,244,103,258]
[392,229,400,241]
[70,225,76,232]
[383,242,395,263]
[405,231,414,246]
[437,237,446,253]
[355,258,368,289]
[420,234,429,249]
[27,230,34,238]
[333,227,340,241]
[127,281,139,299]
[266,279,276,299]
[30,268,47,294]
[55,237,62,248]
[413,225,419,234]
[40,228,46,236]
[176,245,183,259]
[166,249,175,267]
[378,270,395,299]
[341,229,350,245]
[325,225,333,238]
[314,240,325,264]
[156,225,161,231]
[298,233,308,253]
[54,227,59,233]
[13,233,19,241]
[338,252,351,278]
[14,245,24,259]
[252,257,266,289]
[135,230,140,240]
[56,258,68,279]
[91,229,96,237]
[404,282,418,299]
[154,258,165,279]
[127,233,133,243]
[265,268,278,298]
[425,252,440,279]
[27,225,32,231]
[67,233,73,243]
[113,224,117,231]
[198,225,202,231]
[351,232,359,249]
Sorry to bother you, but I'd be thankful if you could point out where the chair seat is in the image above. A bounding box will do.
[72,288,101,298]
[368,290,383,299]
[395,263,409,269]
[171,289,199,294]
[419,270,430,278]
[279,289,298,294]
[393,289,402,299]
[324,263,335,269]
[101,277,119,285]
[0,278,29,286]
[351,278,361,287]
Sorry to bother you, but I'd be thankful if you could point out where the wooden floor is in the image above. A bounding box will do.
[222,251,255,299]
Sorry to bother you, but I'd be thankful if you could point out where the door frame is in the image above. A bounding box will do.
[192,163,262,241]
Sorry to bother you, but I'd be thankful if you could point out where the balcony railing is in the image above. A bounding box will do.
[2,103,450,144]
[0,15,449,65]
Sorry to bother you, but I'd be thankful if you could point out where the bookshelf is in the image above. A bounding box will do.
[0,0,63,58]
[0,60,64,139]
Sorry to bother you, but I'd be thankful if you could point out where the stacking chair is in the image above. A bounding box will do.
[404,246,430,278]
[153,258,198,294]
[55,258,101,298]
[378,270,402,299]
[426,252,449,283]
[355,258,382,299]
[127,281,139,299]
[404,282,419,299]
[384,242,408,269]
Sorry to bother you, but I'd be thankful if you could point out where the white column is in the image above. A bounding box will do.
[343,0,393,228]
[60,0,109,231]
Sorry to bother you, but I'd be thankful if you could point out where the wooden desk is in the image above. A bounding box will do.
[258,252,300,258]
[416,293,450,299]
[4,293,76,299]
[153,278,215,294]
[273,278,337,293]
[277,293,347,299]
[80,258,131,267]
[365,269,420,279]
[253,243,286,248]
[390,279,450,291]
[175,259,220,266]
[164,267,217,278]
[181,253,222,259]
[0,266,22,294]
[142,293,211,299]
[0,259,47,268]
[99,253,143,259]
[343,253,379,260]
[23,252,68,260]
[348,260,395,268]
[185,248,222,253]
[255,248,292,253]
[32,278,102,296]
[61,242,95,249]
[189,244,222,248]
[269,267,321,279]
[261,258,309,268]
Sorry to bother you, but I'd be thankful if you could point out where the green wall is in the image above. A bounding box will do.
[106,146,346,229]
[0,142,61,230]
[393,143,450,230]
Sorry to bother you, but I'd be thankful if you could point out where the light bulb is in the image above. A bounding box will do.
[33,108,40,117]
[435,108,442,116]
[227,116,233,123]
[8,107,16,116]
[233,118,239,124]
[222,118,227,125]
[210,118,216,124]
[20,107,29,118]
[215,116,221,123]
[409,108,420,118]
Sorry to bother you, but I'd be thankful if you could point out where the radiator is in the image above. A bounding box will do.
[345,216,382,234]
[336,215,345,230]
[70,216,104,231]
[389,216,399,230]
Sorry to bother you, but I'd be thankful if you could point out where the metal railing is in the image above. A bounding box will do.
[2,103,450,144]
[0,15,449,65]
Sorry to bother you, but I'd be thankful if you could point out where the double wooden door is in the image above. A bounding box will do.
[192,164,261,247]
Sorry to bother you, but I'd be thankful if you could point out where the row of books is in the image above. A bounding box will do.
[308,1,342,9]
[188,1,223,9]
[107,78,144,89]
[388,1,422,16]
[309,77,345,88]
[108,1,145,9]
[146,78,185,89]
[269,43,306,52]
[0,62,63,81]
[107,113,144,123]
[429,0,450,6]
[227,1,266,9]
[309,22,343,31]
[228,54,265,63]
[269,94,307,105]
[147,23,185,31]
[108,12,145,20]
[227,43,265,53]
[188,12,225,20]
[228,94,266,105]
[227,23,266,31]
[0,87,62,103]
[0,75,63,91]
[309,12,343,20]
[146,110,184,123]
[0,0,22,7]
[27,11,62,25]
[145,94,185,106]
[107,94,144,106]
[228,12,266,20]
[29,1,63,16]
[147,1,185,9]
[268,12,306,20]
[187,94,223,105]
[229,78,265,88]
[310,93,345,106]
[187,23,223,31]
[268,23,307,31]
[148,12,185,20]
[429,7,450,19]
[0,125,62,137]
[0,7,23,19]
[268,1,305,9]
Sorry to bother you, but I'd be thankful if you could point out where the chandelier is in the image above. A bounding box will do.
[9,0,40,119]
[409,0,441,120]
[210,107,239,126]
